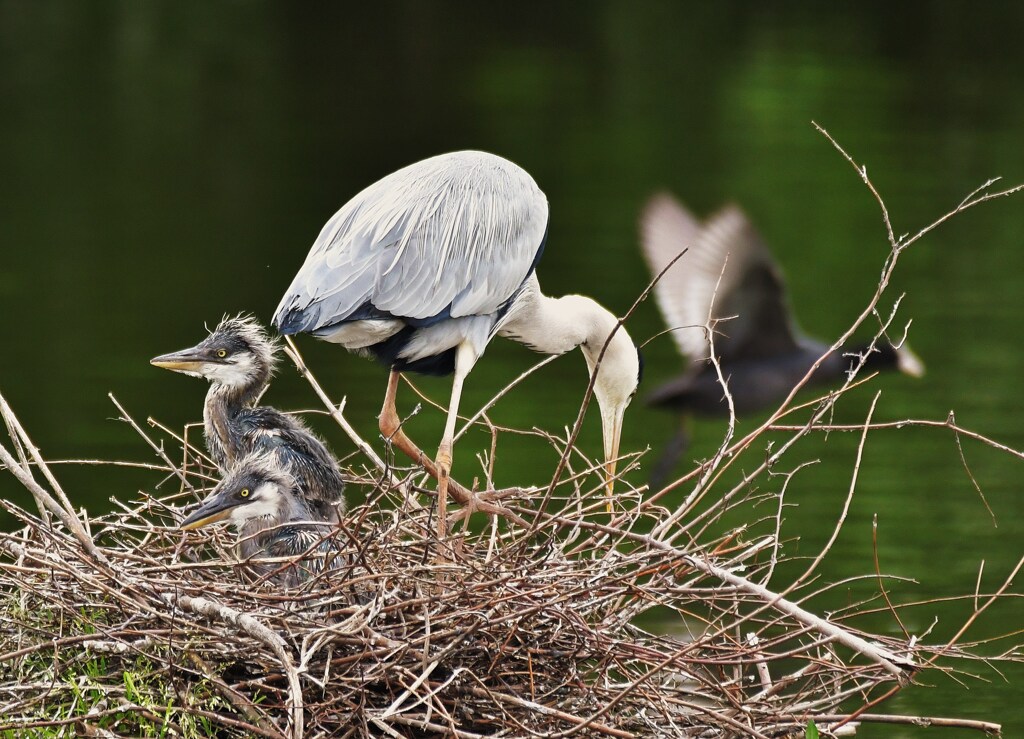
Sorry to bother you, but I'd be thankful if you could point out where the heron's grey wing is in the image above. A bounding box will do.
[272,202,382,333]
[274,151,548,333]
[697,205,800,361]
[640,193,706,360]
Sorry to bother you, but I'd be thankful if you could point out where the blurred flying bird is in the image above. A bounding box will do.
[151,316,345,521]
[273,151,641,532]
[180,452,342,586]
[640,194,924,484]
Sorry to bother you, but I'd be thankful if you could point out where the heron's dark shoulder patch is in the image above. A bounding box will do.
[363,325,458,377]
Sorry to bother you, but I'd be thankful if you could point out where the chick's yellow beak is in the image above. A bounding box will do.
[180,493,236,530]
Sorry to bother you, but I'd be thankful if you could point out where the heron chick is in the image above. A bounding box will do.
[273,151,642,532]
[151,315,345,522]
[180,452,343,585]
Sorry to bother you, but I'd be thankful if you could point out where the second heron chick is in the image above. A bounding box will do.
[180,452,343,585]
[151,315,345,521]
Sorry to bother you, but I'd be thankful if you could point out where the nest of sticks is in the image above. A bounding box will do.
[2,133,1022,738]
[2,368,1020,738]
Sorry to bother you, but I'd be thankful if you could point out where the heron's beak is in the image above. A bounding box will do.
[150,345,224,373]
[600,403,626,500]
[180,491,237,530]
[896,344,926,378]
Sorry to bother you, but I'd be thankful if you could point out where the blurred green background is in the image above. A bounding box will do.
[1,1,1022,735]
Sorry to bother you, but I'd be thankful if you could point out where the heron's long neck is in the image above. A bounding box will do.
[498,276,616,356]
[204,373,268,469]
[498,276,638,477]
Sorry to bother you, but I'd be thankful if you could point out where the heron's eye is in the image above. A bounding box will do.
[239,488,250,498]
[216,349,228,358]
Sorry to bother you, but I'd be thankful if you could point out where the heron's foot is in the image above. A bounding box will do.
[445,485,535,529]
[476,485,538,503]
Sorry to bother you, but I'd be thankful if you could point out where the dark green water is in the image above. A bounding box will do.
[2,2,1022,734]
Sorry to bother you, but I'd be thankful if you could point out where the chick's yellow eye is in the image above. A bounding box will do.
[217,349,227,358]
[239,488,250,498]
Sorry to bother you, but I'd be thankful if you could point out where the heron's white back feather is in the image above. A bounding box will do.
[397,315,492,365]
[315,319,404,349]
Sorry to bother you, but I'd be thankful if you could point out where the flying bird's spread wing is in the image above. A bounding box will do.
[274,151,549,334]
[641,195,799,362]
[692,205,798,361]
[640,194,705,360]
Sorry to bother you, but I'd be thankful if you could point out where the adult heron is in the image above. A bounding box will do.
[273,151,640,532]
[640,193,924,484]
[151,315,346,522]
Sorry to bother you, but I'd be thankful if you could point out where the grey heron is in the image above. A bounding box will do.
[151,315,346,522]
[273,151,641,532]
[180,452,343,586]
[640,193,924,483]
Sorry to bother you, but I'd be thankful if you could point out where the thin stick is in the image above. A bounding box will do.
[0,391,78,516]
[796,713,1001,733]
[108,394,193,490]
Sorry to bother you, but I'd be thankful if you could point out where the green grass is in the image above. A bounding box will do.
[0,593,245,738]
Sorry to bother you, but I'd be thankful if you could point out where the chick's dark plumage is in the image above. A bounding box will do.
[152,315,345,521]
[180,452,344,587]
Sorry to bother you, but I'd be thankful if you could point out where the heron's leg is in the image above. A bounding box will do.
[378,369,469,498]
[435,346,474,538]
[378,370,404,441]
[378,362,527,532]
[379,370,436,472]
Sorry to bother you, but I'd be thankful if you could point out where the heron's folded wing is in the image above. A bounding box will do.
[274,151,548,333]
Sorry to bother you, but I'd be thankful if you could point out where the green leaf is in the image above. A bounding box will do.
[123,671,138,702]
[806,720,820,739]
